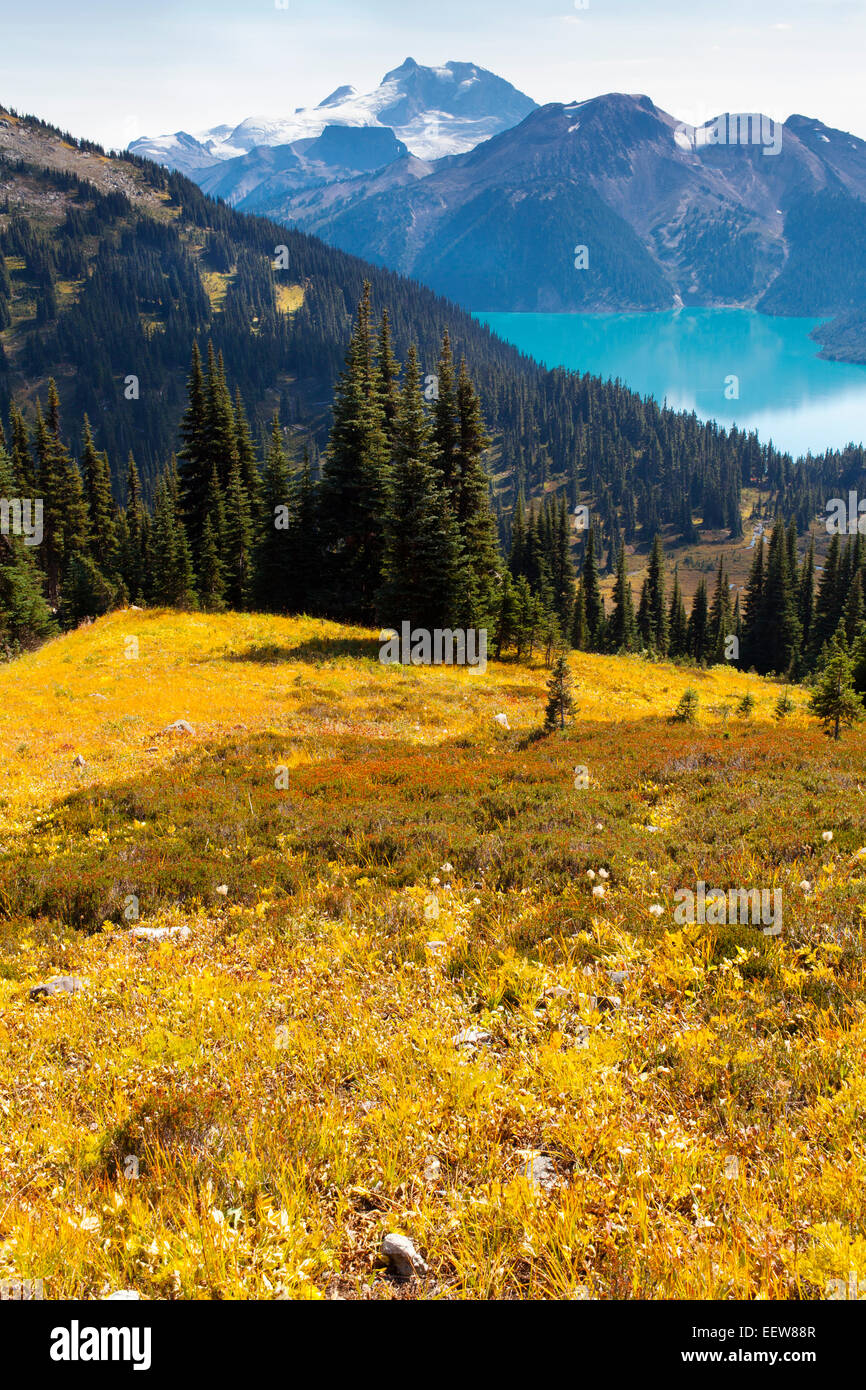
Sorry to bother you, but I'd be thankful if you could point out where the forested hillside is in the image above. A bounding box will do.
[3,103,864,543]
[3,101,866,700]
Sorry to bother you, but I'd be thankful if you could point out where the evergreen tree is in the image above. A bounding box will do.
[147,468,197,608]
[255,416,293,612]
[637,533,668,653]
[543,653,576,731]
[318,284,390,621]
[686,578,710,661]
[376,308,401,444]
[177,342,211,566]
[811,532,842,660]
[667,564,688,657]
[759,519,801,675]
[79,417,117,580]
[708,557,733,663]
[495,569,520,658]
[376,345,463,633]
[571,579,589,651]
[842,571,865,645]
[431,329,458,494]
[118,452,147,603]
[809,634,864,740]
[741,537,766,669]
[609,545,637,651]
[509,492,527,580]
[582,526,603,647]
[798,538,815,654]
[0,443,54,651]
[453,355,501,627]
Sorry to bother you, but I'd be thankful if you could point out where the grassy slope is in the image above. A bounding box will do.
[0,611,864,1299]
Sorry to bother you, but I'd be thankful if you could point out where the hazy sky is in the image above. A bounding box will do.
[1,0,864,148]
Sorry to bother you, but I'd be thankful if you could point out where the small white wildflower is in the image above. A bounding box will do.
[598,868,609,880]
[473,897,481,905]
[822,830,834,843]
[431,876,440,886]
[441,862,453,874]
[799,880,812,892]
[594,822,603,832]
[215,884,228,896]
[649,904,664,917]
[586,869,596,881]
[592,885,605,899]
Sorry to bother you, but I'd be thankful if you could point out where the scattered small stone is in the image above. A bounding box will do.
[382,1232,428,1279]
[422,1156,441,1184]
[544,985,570,1000]
[608,969,629,985]
[88,693,108,700]
[493,712,510,730]
[597,995,621,1013]
[104,1290,140,1300]
[164,719,194,735]
[130,925,191,943]
[520,1151,558,1192]
[29,975,88,1000]
[452,1026,492,1047]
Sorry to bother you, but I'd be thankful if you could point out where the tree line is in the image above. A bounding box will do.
[2,285,866,709]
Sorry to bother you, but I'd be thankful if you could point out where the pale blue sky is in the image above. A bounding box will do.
[1,0,863,148]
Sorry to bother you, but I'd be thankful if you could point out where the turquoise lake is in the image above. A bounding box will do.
[475,308,866,458]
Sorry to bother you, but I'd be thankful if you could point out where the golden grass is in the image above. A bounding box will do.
[275,284,305,316]
[0,610,864,1300]
[200,270,235,313]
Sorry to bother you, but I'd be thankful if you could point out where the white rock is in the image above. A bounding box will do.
[30,975,89,1000]
[130,925,192,943]
[104,1290,141,1300]
[72,754,86,767]
[608,969,629,985]
[493,712,510,730]
[382,1232,428,1279]
[164,719,194,735]
[423,1156,441,1183]
[452,1026,492,1047]
[521,1151,558,1191]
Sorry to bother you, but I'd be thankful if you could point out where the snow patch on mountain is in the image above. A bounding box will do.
[129,59,537,174]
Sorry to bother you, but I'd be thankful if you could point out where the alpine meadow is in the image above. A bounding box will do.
[1,0,866,1348]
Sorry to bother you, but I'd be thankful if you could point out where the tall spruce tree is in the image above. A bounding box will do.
[582,525,604,647]
[376,345,463,633]
[667,564,688,657]
[255,417,293,612]
[318,284,390,621]
[609,545,637,651]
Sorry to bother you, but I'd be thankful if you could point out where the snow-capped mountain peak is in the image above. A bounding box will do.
[128,60,537,174]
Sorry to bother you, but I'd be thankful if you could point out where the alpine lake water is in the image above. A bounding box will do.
[475,307,866,459]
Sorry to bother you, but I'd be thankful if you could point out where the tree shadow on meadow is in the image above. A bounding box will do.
[0,717,857,948]
[227,637,382,665]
